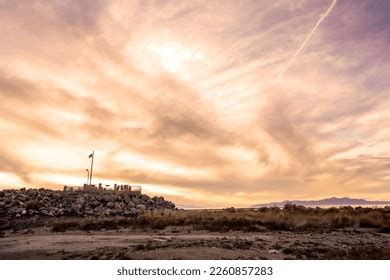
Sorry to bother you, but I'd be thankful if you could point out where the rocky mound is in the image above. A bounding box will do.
[0,188,176,219]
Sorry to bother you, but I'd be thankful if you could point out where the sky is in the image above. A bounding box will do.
[0,0,389,207]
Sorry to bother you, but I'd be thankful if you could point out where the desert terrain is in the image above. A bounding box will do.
[1,189,389,260]
[1,225,389,260]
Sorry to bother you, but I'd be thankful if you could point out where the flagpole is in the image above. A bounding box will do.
[89,151,94,186]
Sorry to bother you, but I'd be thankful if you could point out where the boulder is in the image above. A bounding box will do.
[71,203,83,212]
[102,195,111,203]
[136,204,146,211]
[26,200,44,211]
[106,202,115,209]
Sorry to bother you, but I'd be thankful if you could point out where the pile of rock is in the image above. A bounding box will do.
[0,188,176,218]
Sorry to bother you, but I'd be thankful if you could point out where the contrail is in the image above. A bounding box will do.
[276,0,337,81]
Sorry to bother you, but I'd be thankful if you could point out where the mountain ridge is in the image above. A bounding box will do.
[252,197,390,207]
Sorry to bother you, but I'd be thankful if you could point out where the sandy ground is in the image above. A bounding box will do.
[0,227,389,260]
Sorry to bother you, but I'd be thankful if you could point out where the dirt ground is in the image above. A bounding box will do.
[0,227,389,260]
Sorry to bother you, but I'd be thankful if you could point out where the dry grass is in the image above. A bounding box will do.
[50,205,390,233]
[282,244,388,259]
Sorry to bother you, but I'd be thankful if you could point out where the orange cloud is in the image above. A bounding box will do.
[0,0,389,207]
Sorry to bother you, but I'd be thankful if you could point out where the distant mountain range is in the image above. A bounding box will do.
[252,197,390,207]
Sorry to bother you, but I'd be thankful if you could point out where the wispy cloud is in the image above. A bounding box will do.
[0,0,389,207]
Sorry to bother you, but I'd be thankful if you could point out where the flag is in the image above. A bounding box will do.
[89,153,93,158]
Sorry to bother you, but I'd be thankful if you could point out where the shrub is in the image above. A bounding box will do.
[359,218,380,228]
[46,206,389,233]
[51,221,80,232]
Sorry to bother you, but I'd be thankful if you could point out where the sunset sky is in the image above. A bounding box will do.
[0,0,389,207]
